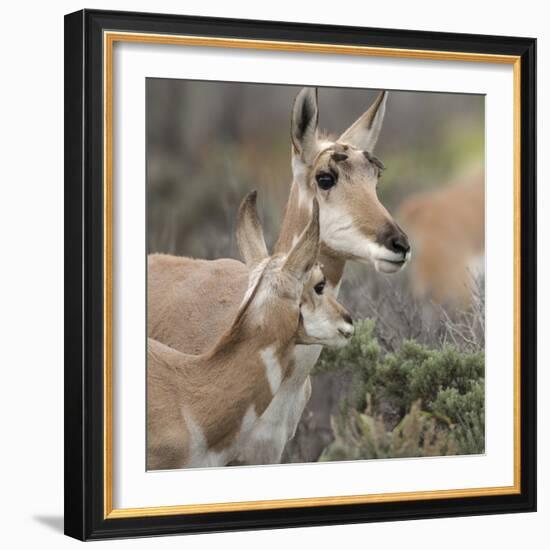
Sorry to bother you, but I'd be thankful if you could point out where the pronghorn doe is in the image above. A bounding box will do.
[147,193,354,470]
[148,88,409,464]
[397,169,484,308]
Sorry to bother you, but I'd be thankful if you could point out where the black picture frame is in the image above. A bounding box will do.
[64,8,536,541]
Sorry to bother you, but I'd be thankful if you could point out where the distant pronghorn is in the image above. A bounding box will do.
[148,88,410,464]
[147,193,353,470]
[397,169,484,308]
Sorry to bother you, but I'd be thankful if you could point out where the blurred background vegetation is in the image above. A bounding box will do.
[147,79,485,464]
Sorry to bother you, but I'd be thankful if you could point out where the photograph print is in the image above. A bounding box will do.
[146,79,485,471]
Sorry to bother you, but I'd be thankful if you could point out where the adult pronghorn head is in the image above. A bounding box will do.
[235,191,354,348]
[284,87,411,274]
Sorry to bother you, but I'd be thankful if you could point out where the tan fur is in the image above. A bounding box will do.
[339,90,387,152]
[148,89,404,463]
[236,190,268,270]
[148,254,248,355]
[147,312,297,469]
[397,170,485,307]
[279,143,397,257]
[274,183,313,253]
[147,199,353,469]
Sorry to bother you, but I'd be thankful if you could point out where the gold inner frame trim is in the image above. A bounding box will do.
[103,30,522,520]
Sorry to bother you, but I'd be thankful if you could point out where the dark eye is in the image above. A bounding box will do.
[314,281,326,295]
[316,172,336,190]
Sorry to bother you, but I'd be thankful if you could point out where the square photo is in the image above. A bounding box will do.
[146,79,485,471]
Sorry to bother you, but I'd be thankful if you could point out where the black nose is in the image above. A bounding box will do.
[343,313,353,325]
[383,225,410,255]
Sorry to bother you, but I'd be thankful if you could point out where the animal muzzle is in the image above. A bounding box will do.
[337,312,354,340]
[374,223,411,273]
[383,224,410,256]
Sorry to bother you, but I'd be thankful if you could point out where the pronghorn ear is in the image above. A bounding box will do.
[339,91,388,152]
[283,198,320,279]
[236,190,269,270]
[291,87,319,164]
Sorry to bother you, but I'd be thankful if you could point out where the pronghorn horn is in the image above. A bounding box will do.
[236,190,269,270]
[339,90,388,152]
[291,87,319,162]
[283,198,320,278]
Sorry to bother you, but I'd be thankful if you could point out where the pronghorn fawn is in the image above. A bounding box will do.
[397,169,484,308]
[147,193,353,470]
[148,88,409,464]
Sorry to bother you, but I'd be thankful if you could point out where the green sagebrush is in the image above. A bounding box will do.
[315,320,485,461]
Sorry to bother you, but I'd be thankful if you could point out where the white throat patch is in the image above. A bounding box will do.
[260,345,283,395]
